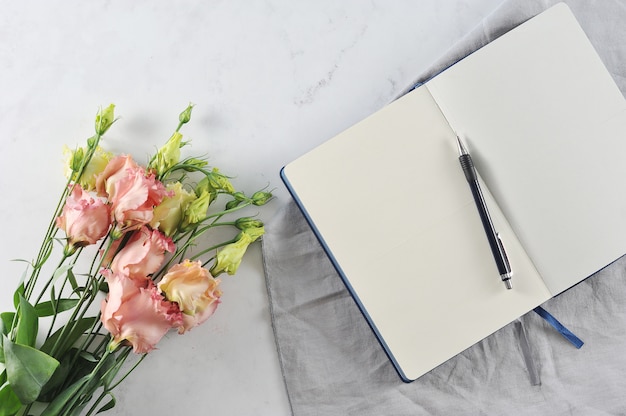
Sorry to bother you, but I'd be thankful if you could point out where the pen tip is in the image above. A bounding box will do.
[504,279,513,290]
[456,134,468,156]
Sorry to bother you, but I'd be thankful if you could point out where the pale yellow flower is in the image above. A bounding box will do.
[157,259,221,333]
[64,145,113,191]
[181,190,212,229]
[150,181,197,236]
[211,226,264,276]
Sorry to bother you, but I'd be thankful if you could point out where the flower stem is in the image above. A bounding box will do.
[33,253,71,305]
[84,391,109,416]
[23,133,102,303]
[189,238,238,262]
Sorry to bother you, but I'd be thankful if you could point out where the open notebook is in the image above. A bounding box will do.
[281,3,626,382]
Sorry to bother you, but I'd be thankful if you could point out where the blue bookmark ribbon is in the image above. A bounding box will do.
[533,306,584,349]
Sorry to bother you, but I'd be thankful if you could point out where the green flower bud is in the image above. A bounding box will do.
[251,191,273,206]
[151,131,183,175]
[233,192,246,201]
[181,158,208,171]
[95,104,116,135]
[224,191,247,210]
[179,103,194,125]
[225,199,241,210]
[196,168,235,196]
[70,147,85,173]
[212,172,235,194]
[235,217,264,230]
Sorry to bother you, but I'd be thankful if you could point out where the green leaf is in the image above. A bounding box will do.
[34,299,79,317]
[38,348,99,403]
[41,350,113,415]
[40,317,97,356]
[37,351,71,402]
[16,296,38,348]
[3,335,59,404]
[49,285,56,313]
[12,283,25,310]
[52,264,73,285]
[49,351,118,413]
[67,269,78,291]
[97,393,116,413]
[0,381,22,416]
[1,335,5,374]
[40,375,89,416]
[0,313,13,337]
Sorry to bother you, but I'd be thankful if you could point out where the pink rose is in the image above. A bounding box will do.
[105,226,175,282]
[157,259,222,333]
[96,155,170,233]
[101,271,183,353]
[56,185,111,252]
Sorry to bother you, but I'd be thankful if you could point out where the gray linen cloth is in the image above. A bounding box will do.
[262,1,626,414]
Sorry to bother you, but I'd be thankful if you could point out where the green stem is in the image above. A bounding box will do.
[84,391,108,416]
[20,403,32,416]
[83,347,137,416]
[48,259,107,359]
[69,312,104,369]
[93,327,111,356]
[9,253,72,343]
[203,201,253,222]
[23,188,69,301]
[107,353,147,390]
[34,253,70,305]
[59,347,113,416]
[44,251,82,340]
[201,256,216,268]
[176,227,200,262]
[189,238,238,262]
[24,134,102,303]
[56,273,105,358]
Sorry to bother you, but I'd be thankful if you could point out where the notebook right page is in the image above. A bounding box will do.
[426,3,626,295]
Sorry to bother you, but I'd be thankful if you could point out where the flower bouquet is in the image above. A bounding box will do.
[0,104,271,416]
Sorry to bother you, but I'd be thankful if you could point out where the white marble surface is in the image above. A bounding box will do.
[0,1,505,414]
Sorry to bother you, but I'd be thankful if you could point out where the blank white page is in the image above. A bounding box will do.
[427,3,626,294]
[282,86,552,381]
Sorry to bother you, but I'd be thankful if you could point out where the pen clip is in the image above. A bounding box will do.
[496,233,513,277]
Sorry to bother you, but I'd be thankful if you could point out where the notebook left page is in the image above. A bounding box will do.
[282,85,551,381]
